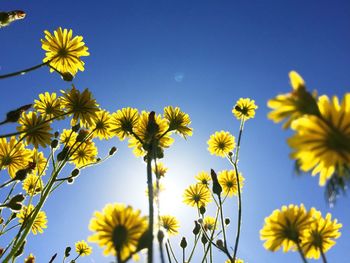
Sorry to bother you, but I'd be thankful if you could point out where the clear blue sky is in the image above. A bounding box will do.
[1,1,350,262]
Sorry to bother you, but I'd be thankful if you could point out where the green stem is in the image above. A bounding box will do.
[320,248,328,263]
[146,153,154,263]
[187,234,200,262]
[165,243,173,263]
[167,240,179,263]
[296,242,308,263]
[0,61,49,79]
[2,160,66,262]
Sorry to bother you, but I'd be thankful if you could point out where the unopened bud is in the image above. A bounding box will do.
[225,218,230,225]
[192,221,200,235]
[76,129,89,142]
[61,72,74,82]
[157,230,165,243]
[216,239,224,249]
[211,169,222,196]
[109,146,117,156]
[51,139,58,149]
[180,237,187,249]
[72,124,80,132]
[14,169,28,181]
[64,247,71,257]
[71,168,80,178]
[57,147,70,161]
[201,234,208,244]
[67,178,74,184]
[7,194,25,212]
[54,131,59,138]
[199,206,206,215]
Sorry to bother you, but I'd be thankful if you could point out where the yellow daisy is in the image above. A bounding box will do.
[22,173,43,196]
[28,148,47,176]
[60,86,99,127]
[89,203,148,260]
[301,209,342,259]
[195,171,211,187]
[207,131,235,157]
[218,170,244,197]
[160,215,180,236]
[183,184,212,208]
[17,111,52,148]
[163,106,193,138]
[17,205,47,235]
[288,94,350,186]
[41,27,89,75]
[260,204,313,252]
[152,162,168,178]
[0,136,31,178]
[33,92,65,120]
[59,129,78,147]
[203,216,217,231]
[91,110,113,140]
[110,107,139,141]
[70,141,98,167]
[232,98,258,120]
[75,240,92,256]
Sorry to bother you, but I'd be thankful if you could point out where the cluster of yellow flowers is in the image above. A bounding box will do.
[260,204,342,260]
[268,71,350,187]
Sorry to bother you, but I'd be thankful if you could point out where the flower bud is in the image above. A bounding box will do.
[201,234,208,244]
[225,218,230,225]
[216,239,224,249]
[157,230,165,243]
[211,169,222,196]
[61,72,74,82]
[51,139,58,149]
[192,221,200,235]
[72,123,80,132]
[14,169,28,181]
[64,247,71,257]
[7,194,25,212]
[3,104,32,124]
[109,146,117,156]
[54,131,60,138]
[199,206,206,215]
[180,237,187,249]
[71,168,80,178]
[67,178,74,184]
[57,147,70,161]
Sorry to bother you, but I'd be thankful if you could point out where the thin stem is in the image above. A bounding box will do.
[187,234,200,262]
[182,247,185,263]
[167,240,179,263]
[146,153,154,263]
[296,242,308,263]
[165,243,173,263]
[0,61,49,79]
[320,248,328,263]
[230,119,245,261]
[0,223,20,235]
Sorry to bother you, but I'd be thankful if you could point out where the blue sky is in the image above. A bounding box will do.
[1,0,350,262]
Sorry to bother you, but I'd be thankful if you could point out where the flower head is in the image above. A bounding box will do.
[61,86,99,127]
[17,111,52,148]
[183,184,212,207]
[91,110,112,140]
[60,129,78,147]
[207,131,235,157]
[75,240,92,256]
[301,209,342,259]
[267,71,320,129]
[203,216,217,231]
[41,27,89,75]
[163,106,193,138]
[218,170,244,197]
[0,136,31,178]
[23,174,43,196]
[29,149,47,176]
[24,253,35,263]
[128,111,174,157]
[288,94,350,186]
[34,92,65,120]
[260,204,313,252]
[195,171,211,187]
[17,205,47,235]
[70,141,98,167]
[152,162,168,178]
[160,215,180,236]
[110,108,139,141]
[89,203,148,260]
[232,98,258,120]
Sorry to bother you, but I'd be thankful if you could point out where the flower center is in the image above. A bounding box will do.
[112,225,128,252]
[57,48,69,58]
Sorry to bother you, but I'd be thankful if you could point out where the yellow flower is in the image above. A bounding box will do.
[24,253,35,263]
[75,240,92,256]
[195,171,211,187]
[218,170,244,197]
[260,204,313,252]
[288,94,350,186]
[207,131,235,157]
[152,162,168,178]
[128,111,174,157]
[70,141,98,167]
[163,106,193,138]
[232,98,258,120]
[267,71,320,129]
[23,174,43,196]
[110,108,139,140]
[91,110,113,140]
[160,215,180,236]
[17,111,52,148]
[0,136,31,178]
[29,149,47,176]
[89,203,148,260]
[17,205,47,235]
[203,216,217,231]
[33,92,65,120]
[41,27,89,75]
[61,86,99,127]
[301,209,342,259]
[59,129,78,147]
[183,184,212,208]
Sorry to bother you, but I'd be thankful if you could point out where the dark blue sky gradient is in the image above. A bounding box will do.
[1,1,350,262]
